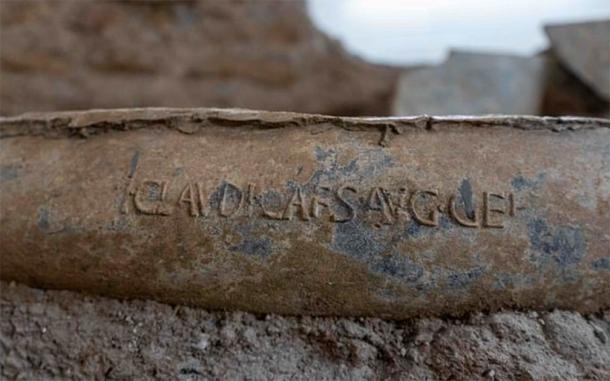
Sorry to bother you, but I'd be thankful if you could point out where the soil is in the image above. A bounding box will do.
[0,1,398,117]
[1,281,608,380]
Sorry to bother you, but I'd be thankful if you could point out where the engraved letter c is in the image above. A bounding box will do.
[409,189,439,227]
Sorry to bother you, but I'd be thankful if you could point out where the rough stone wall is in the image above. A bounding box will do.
[391,21,610,118]
[545,21,610,101]
[0,1,398,117]
[1,282,609,381]
[540,52,610,118]
[392,51,547,116]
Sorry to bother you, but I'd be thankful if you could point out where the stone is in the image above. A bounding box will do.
[392,51,546,116]
[0,1,398,116]
[539,51,609,118]
[0,108,609,318]
[545,20,610,101]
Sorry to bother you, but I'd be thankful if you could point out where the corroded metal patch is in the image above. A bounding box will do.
[0,109,608,318]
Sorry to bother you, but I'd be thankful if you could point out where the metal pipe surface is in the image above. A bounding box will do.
[1,109,609,318]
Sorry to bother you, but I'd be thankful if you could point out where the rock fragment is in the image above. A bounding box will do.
[392,51,546,116]
[540,51,609,118]
[545,20,610,101]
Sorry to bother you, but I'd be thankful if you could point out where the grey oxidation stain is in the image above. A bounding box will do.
[145,182,163,201]
[446,266,485,289]
[128,151,139,178]
[309,146,393,187]
[37,208,50,232]
[404,215,453,239]
[227,216,277,260]
[0,164,19,182]
[332,219,386,259]
[35,207,69,235]
[527,218,586,268]
[208,181,243,212]
[459,178,475,219]
[372,253,424,282]
[512,173,545,191]
[330,219,423,284]
[492,273,535,290]
[592,257,610,271]
[229,236,272,259]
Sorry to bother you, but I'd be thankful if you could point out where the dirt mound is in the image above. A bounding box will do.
[1,282,608,380]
